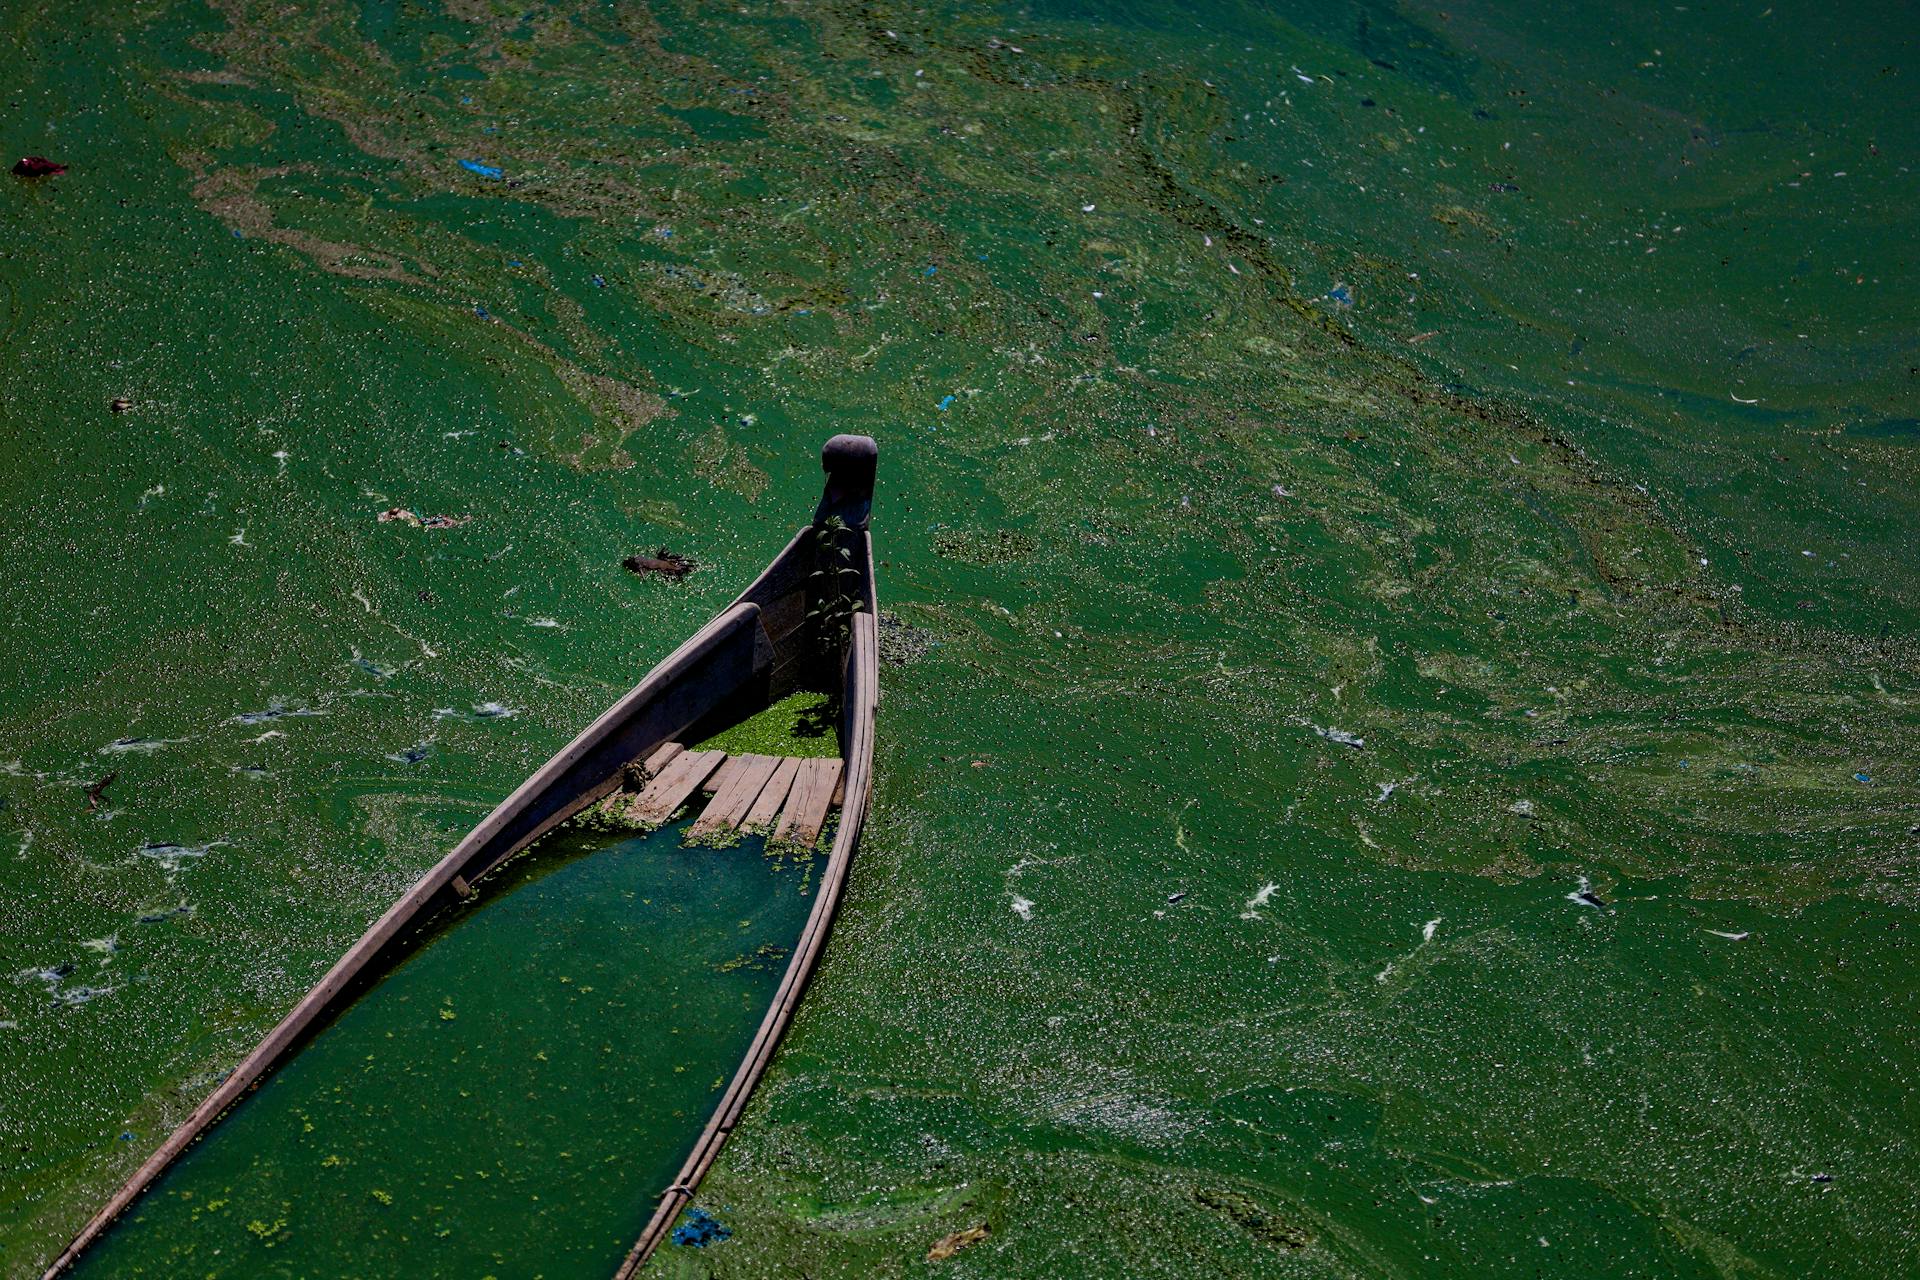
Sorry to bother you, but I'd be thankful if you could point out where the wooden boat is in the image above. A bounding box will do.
[43,434,881,1279]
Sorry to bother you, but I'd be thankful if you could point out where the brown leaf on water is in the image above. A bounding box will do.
[927,1224,989,1262]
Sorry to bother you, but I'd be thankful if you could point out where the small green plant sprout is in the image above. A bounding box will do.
[806,516,865,672]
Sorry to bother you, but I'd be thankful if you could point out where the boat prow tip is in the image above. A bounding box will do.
[816,433,877,529]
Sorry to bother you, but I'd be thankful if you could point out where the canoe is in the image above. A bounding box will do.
[43,433,881,1279]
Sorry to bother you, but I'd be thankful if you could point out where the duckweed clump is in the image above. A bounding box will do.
[695,692,839,760]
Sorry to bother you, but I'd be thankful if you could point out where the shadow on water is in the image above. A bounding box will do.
[68,823,818,1279]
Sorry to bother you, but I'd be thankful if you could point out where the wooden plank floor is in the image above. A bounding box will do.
[594,743,846,849]
[689,754,782,839]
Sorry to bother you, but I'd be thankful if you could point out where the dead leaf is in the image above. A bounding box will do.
[927,1224,989,1262]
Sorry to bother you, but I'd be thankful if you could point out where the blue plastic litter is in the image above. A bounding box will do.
[1854,772,1872,783]
[591,274,606,288]
[474,304,491,319]
[937,395,956,411]
[1326,282,1354,307]
[459,159,503,179]
[673,1207,731,1248]
[923,265,937,276]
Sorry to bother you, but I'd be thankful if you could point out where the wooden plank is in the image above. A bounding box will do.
[741,757,799,832]
[772,757,843,848]
[642,741,683,777]
[701,756,741,796]
[628,750,726,824]
[688,754,782,839]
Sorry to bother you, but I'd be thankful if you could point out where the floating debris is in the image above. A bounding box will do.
[672,1207,730,1247]
[109,396,133,413]
[1307,723,1365,749]
[1010,895,1034,921]
[471,702,516,719]
[378,508,474,529]
[1566,876,1608,910]
[86,772,118,812]
[352,655,397,680]
[100,736,191,756]
[876,610,935,666]
[17,963,114,1007]
[232,703,324,725]
[1240,882,1278,920]
[927,1223,990,1261]
[623,548,695,580]
[137,840,222,874]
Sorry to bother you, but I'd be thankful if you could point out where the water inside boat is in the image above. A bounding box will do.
[66,822,818,1278]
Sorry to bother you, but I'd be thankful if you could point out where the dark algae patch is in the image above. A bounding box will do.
[2,0,1916,1278]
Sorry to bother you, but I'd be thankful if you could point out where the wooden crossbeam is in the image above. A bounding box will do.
[628,750,726,825]
[772,757,844,848]
[688,754,782,839]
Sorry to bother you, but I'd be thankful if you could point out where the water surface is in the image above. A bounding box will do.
[1,1,1913,1277]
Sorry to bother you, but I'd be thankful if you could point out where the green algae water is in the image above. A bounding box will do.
[68,824,813,1278]
[2,0,1915,1277]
